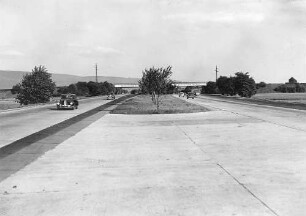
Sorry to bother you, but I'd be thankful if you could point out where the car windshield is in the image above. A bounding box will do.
[61,94,76,99]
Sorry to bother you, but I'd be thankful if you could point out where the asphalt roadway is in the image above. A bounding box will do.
[1,94,306,216]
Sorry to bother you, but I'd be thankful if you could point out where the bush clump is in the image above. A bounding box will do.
[15,66,56,105]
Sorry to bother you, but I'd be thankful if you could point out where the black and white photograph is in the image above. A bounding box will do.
[0,0,306,215]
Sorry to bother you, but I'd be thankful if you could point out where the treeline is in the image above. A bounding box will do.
[11,65,125,105]
[202,72,257,98]
[55,81,120,96]
[274,77,306,93]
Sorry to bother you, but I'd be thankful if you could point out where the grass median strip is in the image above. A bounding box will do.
[111,94,209,114]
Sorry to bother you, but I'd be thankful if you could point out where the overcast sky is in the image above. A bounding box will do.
[0,0,305,82]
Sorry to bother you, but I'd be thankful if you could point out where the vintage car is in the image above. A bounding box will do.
[56,94,79,110]
[186,92,196,99]
[179,91,185,97]
[107,93,115,100]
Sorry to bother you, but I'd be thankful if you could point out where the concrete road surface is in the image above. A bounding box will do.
[0,96,120,148]
[1,95,306,215]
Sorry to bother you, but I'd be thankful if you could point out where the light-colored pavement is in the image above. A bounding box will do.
[0,96,121,148]
[1,95,306,215]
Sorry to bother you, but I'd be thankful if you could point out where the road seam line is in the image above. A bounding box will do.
[216,163,280,216]
[174,123,280,216]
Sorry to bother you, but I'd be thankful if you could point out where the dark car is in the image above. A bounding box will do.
[57,94,79,110]
[186,92,196,99]
[107,93,115,100]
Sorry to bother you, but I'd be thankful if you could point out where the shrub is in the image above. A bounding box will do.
[201,81,218,94]
[216,76,236,96]
[233,72,256,97]
[138,66,173,111]
[16,66,56,105]
[288,77,297,84]
[11,84,21,94]
[131,89,139,94]
[256,82,266,89]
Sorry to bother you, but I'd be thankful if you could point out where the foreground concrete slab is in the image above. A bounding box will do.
[2,110,298,216]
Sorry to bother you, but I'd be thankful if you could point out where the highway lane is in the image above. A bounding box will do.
[0,96,121,148]
[175,94,306,215]
[2,95,306,215]
[180,94,306,132]
[1,94,306,215]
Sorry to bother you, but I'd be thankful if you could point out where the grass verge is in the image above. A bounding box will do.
[111,94,209,114]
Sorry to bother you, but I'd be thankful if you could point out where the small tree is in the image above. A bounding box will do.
[295,83,306,93]
[87,81,101,96]
[288,77,297,84]
[138,66,173,111]
[16,66,56,105]
[233,72,256,97]
[216,76,236,96]
[102,81,115,95]
[256,81,266,89]
[11,84,21,94]
[67,84,78,94]
[201,81,218,94]
[76,82,89,96]
[184,86,193,93]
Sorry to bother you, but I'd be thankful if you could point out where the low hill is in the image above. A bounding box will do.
[0,70,139,89]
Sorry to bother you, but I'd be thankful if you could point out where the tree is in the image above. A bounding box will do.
[87,81,101,96]
[184,86,193,93]
[216,76,236,96]
[288,77,297,84]
[11,84,21,94]
[76,82,89,96]
[295,83,306,93]
[201,81,218,94]
[233,72,256,97]
[256,82,266,89]
[138,66,173,111]
[275,83,305,93]
[102,81,115,95]
[16,66,56,105]
[67,84,78,94]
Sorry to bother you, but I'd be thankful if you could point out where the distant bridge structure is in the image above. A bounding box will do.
[173,82,207,87]
[114,81,206,88]
[114,84,139,88]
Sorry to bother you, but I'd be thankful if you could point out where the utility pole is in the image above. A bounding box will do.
[215,65,218,83]
[95,63,98,83]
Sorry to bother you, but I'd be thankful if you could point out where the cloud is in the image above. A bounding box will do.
[163,12,265,25]
[95,46,124,55]
[67,44,124,58]
[0,49,24,57]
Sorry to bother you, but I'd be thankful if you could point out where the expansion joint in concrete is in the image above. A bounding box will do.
[174,123,280,216]
[216,163,280,216]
